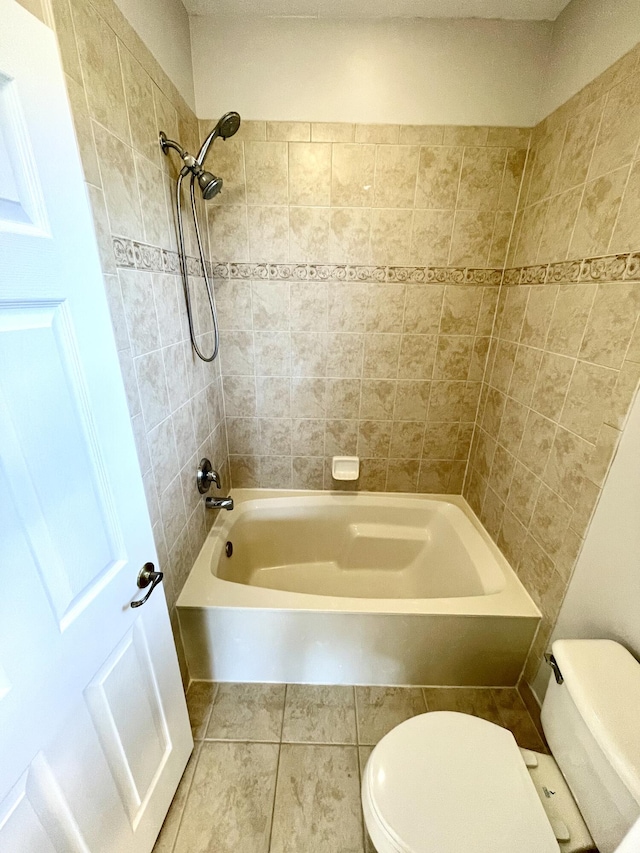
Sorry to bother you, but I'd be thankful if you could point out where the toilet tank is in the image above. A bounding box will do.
[541,639,640,853]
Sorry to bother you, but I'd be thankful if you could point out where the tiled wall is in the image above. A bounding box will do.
[464,42,640,689]
[28,0,640,693]
[46,0,229,681]
[202,120,529,490]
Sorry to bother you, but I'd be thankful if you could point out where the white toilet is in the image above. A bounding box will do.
[362,639,640,853]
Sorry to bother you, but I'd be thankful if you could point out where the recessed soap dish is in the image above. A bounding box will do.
[332,456,360,481]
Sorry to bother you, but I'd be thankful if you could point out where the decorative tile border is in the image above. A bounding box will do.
[504,253,640,286]
[112,238,504,285]
[114,238,640,288]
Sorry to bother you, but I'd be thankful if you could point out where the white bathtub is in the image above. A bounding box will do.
[177,490,541,686]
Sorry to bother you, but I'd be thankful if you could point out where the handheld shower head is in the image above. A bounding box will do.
[216,111,241,140]
[198,170,223,200]
[196,111,242,165]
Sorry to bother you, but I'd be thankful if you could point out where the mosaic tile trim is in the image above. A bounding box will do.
[112,237,504,285]
[504,253,640,286]
[114,238,640,288]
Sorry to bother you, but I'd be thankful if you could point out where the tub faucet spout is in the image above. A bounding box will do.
[205,496,234,511]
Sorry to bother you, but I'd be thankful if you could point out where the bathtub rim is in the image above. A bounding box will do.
[177,489,541,619]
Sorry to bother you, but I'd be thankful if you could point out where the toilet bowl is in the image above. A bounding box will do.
[362,640,640,853]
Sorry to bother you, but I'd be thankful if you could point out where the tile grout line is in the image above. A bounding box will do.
[265,684,288,853]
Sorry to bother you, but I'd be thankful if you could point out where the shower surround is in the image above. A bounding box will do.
[465,45,640,687]
[202,121,529,492]
[28,0,640,698]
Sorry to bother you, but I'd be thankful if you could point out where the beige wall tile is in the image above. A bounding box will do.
[291,378,326,418]
[86,184,117,273]
[291,419,325,456]
[329,208,371,264]
[370,210,413,265]
[70,0,129,142]
[266,121,310,142]
[410,210,454,266]
[404,286,445,335]
[326,378,361,418]
[499,149,527,211]
[570,166,629,258]
[398,126,445,145]
[292,456,324,489]
[457,147,507,210]
[531,352,574,421]
[387,459,419,491]
[331,144,375,207]
[327,283,369,332]
[65,74,102,188]
[209,141,246,206]
[373,146,419,208]
[366,284,406,333]
[513,201,548,266]
[610,159,640,253]
[254,332,290,376]
[543,426,592,505]
[358,421,392,458]
[415,147,462,209]
[443,126,489,146]
[135,154,171,248]
[363,334,401,379]
[311,123,355,143]
[207,205,249,262]
[544,285,594,357]
[251,281,290,331]
[247,206,289,262]
[398,335,437,380]
[288,143,331,206]
[537,186,583,263]
[588,71,640,179]
[93,122,143,240]
[579,284,640,369]
[519,410,556,477]
[488,210,515,267]
[227,120,266,142]
[486,127,531,148]
[553,98,603,194]
[360,380,397,420]
[527,128,564,204]
[245,142,288,205]
[289,207,331,263]
[440,286,482,335]
[560,361,617,442]
[118,44,159,167]
[290,282,327,332]
[355,124,399,144]
[51,0,83,83]
[326,335,363,378]
[449,210,494,266]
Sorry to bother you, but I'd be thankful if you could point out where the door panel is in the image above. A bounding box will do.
[0,299,123,628]
[0,1,193,849]
[85,622,171,827]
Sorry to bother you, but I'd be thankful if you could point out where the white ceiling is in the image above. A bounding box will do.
[184,0,572,20]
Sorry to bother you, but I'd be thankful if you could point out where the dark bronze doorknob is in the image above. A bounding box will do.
[131,562,163,608]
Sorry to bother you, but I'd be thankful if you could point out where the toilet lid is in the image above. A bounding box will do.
[363,712,559,853]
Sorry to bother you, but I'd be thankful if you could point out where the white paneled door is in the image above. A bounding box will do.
[0,1,193,850]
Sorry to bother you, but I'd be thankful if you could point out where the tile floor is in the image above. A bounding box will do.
[154,682,546,853]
